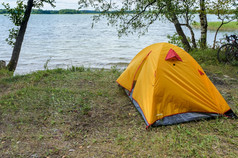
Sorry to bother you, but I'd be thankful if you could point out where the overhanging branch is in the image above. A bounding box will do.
[127,0,157,25]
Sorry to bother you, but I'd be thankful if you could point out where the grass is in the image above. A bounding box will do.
[192,21,238,31]
[190,49,238,78]
[0,49,238,157]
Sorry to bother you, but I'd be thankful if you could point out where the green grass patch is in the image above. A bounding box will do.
[0,62,237,157]
[190,48,238,79]
[0,68,13,79]
[193,21,238,31]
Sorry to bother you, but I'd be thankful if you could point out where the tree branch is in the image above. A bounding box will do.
[127,0,157,25]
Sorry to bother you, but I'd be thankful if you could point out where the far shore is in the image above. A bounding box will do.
[192,21,238,31]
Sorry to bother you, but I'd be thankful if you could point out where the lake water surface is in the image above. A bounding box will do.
[0,14,236,75]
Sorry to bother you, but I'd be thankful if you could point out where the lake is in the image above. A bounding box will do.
[0,14,236,75]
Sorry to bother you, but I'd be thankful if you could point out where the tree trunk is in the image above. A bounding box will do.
[199,0,207,49]
[212,23,223,49]
[184,24,197,49]
[7,0,33,72]
[171,14,191,51]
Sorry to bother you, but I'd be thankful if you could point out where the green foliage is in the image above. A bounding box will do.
[190,48,218,65]
[110,65,119,74]
[1,0,56,47]
[79,0,238,49]
[43,58,52,70]
[167,33,194,50]
[5,28,19,47]
[33,0,56,9]
[2,1,25,26]
[79,0,196,37]
[68,66,86,72]
[167,33,186,48]
[208,0,237,17]
[2,0,26,46]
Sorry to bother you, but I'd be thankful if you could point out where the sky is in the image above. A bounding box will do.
[0,0,81,10]
[0,0,123,10]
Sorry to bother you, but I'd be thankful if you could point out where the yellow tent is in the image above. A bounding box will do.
[117,43,236,127]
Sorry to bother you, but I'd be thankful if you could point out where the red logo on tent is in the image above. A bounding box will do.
[198,69,204,75]
[165,49,182,61]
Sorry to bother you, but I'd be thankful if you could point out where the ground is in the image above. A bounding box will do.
[0,56,238,157]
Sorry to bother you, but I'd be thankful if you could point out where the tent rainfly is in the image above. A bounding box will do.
[117,43,237,127]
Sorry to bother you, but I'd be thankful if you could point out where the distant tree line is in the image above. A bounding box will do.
[0,9,8,14]
[1,8,236,15]
[0,9,102,14]
[0,9,135,14]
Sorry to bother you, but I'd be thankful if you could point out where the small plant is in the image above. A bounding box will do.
[116,134,126,145]
[44,57,52,70]
[81,104,91,115]
[68,66,85,72]
[38,135,44,140]
[50,120,56,125]
[111,65,118,73]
